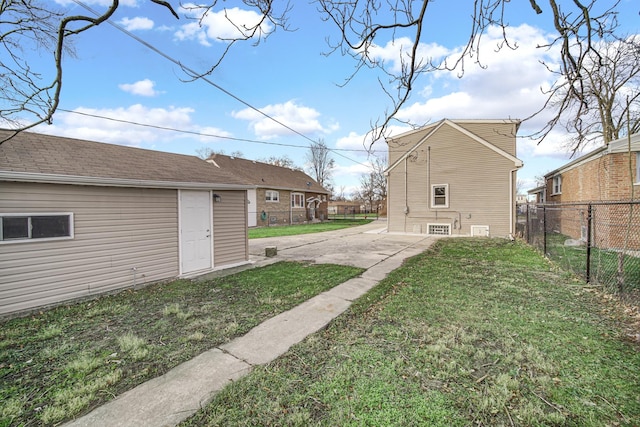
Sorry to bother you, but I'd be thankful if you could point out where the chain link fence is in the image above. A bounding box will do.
[517,201,640,299]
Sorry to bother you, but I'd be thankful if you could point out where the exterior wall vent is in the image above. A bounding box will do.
[471,225,490,237]
[428,223,451,235]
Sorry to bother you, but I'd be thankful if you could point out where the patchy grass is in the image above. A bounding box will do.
[545,232,640,294]
[0,262,363,426]
[248,219,373,239]
[182,238,640,427]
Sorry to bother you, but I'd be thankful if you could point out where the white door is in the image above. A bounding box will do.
[180,190,212,274]
[247,189,257,227]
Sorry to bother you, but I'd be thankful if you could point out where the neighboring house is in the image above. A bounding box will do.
[528,185,546,203]
[538,132,640,248]
[385,119,523,237]
[0,132,251,316]
[204,154,330,227]
[543,133,640,204]
[328,201,361,215]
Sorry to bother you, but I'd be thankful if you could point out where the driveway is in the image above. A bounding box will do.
[249,219,438,269]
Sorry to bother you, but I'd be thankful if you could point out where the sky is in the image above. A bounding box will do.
[13,0,640,197]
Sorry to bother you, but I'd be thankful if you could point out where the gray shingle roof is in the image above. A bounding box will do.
[206,154,330,194]
[0,131,249,187]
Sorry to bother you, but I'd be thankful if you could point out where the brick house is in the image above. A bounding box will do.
[539,133,640,249]
[205,154,330,227]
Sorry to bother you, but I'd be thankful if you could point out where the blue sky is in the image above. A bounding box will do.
[24,0,640,196]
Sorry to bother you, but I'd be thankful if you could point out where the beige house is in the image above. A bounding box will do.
[0,132,251,316]
[386,119,522,237]
[204,154,330,227]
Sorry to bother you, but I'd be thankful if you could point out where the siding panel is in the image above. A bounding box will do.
[213,190,248,267]
[0,182,179,315]
[387,123,517,236]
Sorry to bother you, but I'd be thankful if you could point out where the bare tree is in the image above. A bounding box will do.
[0,0,632,152]
[333,185,348,201]
[354,155,387,211]
[0,0,179,142]
[555,34,640,152]
[258,155,300,170]
[306,139,335,192]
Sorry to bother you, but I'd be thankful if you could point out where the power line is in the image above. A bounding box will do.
[57,107,380,153]
[69,0,377,167]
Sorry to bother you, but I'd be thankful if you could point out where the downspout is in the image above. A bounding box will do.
[509,168,519,238]
[404,157,408,232]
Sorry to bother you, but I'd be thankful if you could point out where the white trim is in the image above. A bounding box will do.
[291,192,305,208]
[0,171,252,190]
[386,119,523,174]
[265,190,280,202]
[471,225,490,237]
[551,175,562,195]
[427,223,451,235]
[431,183,449,209]
[0,212,74,244]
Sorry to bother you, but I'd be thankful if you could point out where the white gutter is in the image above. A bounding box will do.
[0,171,253,190]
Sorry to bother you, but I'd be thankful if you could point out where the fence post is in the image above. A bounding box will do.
[586,203,592,283]
[525,203,530,243]
[542,205,547,255]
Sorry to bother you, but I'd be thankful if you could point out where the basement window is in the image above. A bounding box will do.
[0,213,73,243]
[428,223,451,235]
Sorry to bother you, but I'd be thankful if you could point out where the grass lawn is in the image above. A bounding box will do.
[0,262,364,426]
[182,238,640,426]
[545,232,640,294]
[248,219,373,239]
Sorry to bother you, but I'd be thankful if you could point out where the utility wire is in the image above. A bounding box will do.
[58,107,381,153]
[70,0,376,167]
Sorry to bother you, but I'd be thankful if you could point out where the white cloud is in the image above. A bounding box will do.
[39,104,196,146]
[232,100,337,139]
[367,37,451,74]
[118,79,161,97]
[335,131,387,157]
[175,5,273,46]
[392,24,565,154]
[54,0,138,6]
[118,16,154,31]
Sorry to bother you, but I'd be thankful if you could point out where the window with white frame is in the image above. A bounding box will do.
[552,175,562,194]
[1,213,73,243]
[291,192,305,208]
[636,153,640,183]
[265,190,279,202]
[431,184,449,208]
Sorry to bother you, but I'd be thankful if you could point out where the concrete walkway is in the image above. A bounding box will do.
[64,221,435,427]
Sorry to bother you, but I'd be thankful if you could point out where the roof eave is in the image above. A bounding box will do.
[0,171,253,190]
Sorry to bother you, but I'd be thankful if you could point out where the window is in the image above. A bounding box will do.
[552,175,562,194]
[1,213,73,243]
[636,153,640,183]
[291,193,305,208]
[265,190,279,202]
[428,223,451,235]
[431,184,449,208]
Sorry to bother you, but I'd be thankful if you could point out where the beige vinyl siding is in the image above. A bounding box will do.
[457,122,518,156]
[213,190,248,267]
[387,125,436,166]
[0,182,179,315]
[387,124,515,237]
